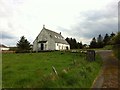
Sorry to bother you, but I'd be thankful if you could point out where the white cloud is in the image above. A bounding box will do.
[0,0,119,46]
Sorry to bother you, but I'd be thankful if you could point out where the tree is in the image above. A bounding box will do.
[97,34,103,42]
[103,33,110,46]
[17,36,31,52]
[65,37,83,49]
[110,32,115,38]
[97,34,104,48]
[72,38,78,49]
[108,32,116,45]
[90,37,97,48]
[77,41,83,49]
[113,32,120,45]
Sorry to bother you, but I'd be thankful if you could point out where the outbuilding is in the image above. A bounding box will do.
[0,44,10,51]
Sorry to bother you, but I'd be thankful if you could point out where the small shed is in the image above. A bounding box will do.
[0,44,10,51]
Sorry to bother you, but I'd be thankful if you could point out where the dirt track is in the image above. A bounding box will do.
[92,50,119,88]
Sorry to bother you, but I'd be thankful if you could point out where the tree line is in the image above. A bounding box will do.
[15,32,120,52]
[65,32,120,49]
[65,38,83,49]
[89,32,116,48]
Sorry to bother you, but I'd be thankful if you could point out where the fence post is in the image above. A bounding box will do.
[86,50,95,61]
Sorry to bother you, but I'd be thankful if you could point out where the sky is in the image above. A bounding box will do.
[0,0,119,46]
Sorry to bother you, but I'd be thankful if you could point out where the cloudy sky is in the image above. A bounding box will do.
[0,0,119,46]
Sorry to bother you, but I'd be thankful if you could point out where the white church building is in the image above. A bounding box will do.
[33,26,70,51]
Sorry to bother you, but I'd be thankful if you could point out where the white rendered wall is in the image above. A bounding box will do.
[55,43,70,50]
[0,47,9,51]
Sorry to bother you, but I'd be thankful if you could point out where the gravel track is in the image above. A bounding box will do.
[92,50,119,88]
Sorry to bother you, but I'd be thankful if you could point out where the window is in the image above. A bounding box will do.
[50,35,52,38]
[55,35,57,38]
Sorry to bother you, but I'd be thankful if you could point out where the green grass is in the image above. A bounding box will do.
[2,51,102,88]
[113,45,120,60]
[103,45,113,50]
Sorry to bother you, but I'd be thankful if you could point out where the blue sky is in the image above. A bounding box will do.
[0,0,119,46]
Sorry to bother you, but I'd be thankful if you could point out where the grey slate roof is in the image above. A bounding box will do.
[44,28,69,45]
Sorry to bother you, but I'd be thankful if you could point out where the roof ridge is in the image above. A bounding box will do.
[0,44,8,47]
[44,28,60,35]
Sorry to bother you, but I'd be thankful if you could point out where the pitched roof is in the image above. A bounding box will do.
[0,44,8,48]
[44,28,69,45]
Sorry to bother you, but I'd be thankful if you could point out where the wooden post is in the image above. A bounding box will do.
[86,50,95,61]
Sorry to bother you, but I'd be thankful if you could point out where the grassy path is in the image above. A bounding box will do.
[92,50,118,88]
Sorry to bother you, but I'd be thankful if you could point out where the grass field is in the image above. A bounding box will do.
[2,51,102,88]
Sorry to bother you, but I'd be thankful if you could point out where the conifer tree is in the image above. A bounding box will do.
[103,33,110,45]
[17,36,31,52]
[90,37,97,48]
[97,34,104,48]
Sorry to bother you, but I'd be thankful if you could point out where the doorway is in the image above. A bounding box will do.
[41,43,44,50]
[66,46,68,50]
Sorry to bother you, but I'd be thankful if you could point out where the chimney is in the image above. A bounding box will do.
[60,32,61,34]
[43,24,45,29]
